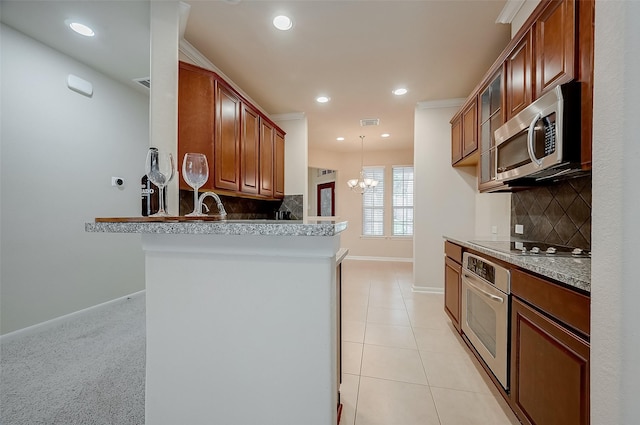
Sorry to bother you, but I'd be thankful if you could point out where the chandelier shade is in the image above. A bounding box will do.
[347,136,378,194]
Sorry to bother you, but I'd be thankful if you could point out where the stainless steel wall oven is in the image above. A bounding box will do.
[461,252,511,391]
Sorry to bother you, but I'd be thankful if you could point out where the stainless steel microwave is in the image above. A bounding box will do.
[494,83,582,183]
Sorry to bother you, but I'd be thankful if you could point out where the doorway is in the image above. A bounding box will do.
[317,182,335,216]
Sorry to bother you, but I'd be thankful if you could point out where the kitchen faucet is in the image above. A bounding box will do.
[197,192,227,219]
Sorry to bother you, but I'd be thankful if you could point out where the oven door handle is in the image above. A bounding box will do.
[463,274,505,304]
[527,112,544,167]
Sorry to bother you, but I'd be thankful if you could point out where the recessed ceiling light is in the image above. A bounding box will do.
[336,137,345,141]
[316,96,330,103]
[68,22,95,37]
[273,15,293,31]
[381,133,390,138]
[393,88,408,96]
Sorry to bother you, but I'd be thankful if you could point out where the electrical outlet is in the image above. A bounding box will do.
[111,176,124,188]
[515,224,524,234]
[491,225,498,234]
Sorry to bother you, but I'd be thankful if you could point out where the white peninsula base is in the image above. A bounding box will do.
[142,231,342,425]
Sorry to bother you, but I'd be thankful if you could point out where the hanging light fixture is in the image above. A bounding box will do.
[347,136,378,194]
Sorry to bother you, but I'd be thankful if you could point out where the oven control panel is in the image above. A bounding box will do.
[463,252,511,294]
[466,256,496,284]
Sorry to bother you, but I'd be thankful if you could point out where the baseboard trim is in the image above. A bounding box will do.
[411,285,444,294]
[0,290,146,343]
[345,255,413,263]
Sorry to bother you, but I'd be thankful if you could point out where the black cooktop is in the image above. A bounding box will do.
[471,240,591,258]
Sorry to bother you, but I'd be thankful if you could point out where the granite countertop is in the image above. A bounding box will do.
[444,235,591,293]
[86,219,348,237]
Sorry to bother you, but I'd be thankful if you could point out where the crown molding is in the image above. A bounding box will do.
[496,0,526,24]
[270,113,306,122]
[417,98,466,110]
[178,39,271,117]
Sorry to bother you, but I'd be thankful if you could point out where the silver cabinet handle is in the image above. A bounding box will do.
[527,112,543,167]
[463,274,504,303]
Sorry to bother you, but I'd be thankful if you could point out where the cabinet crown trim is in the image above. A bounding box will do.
[418,98,466,110]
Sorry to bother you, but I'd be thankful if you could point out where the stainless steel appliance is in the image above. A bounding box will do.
[461,252,511,390]
[494,82,582,183]
[471,240,591,258]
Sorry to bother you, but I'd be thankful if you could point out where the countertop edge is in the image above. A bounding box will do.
[444,236,591,293]
[85,220,349,237]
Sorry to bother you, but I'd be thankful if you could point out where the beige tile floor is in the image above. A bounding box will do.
[339,260,521,425]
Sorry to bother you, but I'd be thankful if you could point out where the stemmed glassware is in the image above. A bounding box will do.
[145,150,175,217]
[182,153,209,217]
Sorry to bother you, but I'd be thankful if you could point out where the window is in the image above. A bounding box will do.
[392,166,414,236]
[362,167,384,236]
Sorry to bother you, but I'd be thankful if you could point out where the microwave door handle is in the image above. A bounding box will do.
[527,112,544,166]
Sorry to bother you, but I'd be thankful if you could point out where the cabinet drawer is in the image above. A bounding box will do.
[444,241,462,264]
[511,269,590,337]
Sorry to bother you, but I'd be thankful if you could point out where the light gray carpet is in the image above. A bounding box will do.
[0,294,145,425]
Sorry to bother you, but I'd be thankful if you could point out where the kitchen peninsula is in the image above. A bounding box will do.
[86,219,348,425]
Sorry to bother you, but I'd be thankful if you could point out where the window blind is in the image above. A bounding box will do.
[362,167,384,236]
[392,166,414,236]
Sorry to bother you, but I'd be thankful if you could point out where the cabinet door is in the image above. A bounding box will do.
[451,116,463,164]
[274,130,285,199]
[511,297,590,425]
[444,257,461,333]
[505,30,533,120]
[478,70,506,192]
[461,100,478,157]
[214,80,241,191]
[178,63,215,191]
[259,119,274,197]
[240,103,260,194]
[535,0,576,97]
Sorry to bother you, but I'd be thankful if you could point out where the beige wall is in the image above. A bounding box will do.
[309,147,413,260]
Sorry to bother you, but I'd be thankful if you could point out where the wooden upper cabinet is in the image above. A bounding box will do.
[178,61,286,200]
[178,62,215,190]
[451,115,463,164]
[478,70,506,192]
[505,30,533,120]
[451,96,478,166]
[240,103,260,194]
[462,99,478,157]
[274,130,285,199]
[534,0,576,97]
[214,80,241,191]
[259,119,274,197]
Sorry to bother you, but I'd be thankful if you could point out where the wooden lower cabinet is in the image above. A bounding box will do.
[444,257,461,332]
[510,297,590,425]
[443,241,463,332]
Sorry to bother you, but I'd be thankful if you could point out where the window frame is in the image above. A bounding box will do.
[391,165,414,237]
[361,166,385,237]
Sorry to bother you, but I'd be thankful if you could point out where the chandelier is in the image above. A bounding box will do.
[347,136,378,194]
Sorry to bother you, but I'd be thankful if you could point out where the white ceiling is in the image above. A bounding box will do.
[1,0,512,153]
[0,1,150,94]
[182,0,511,152]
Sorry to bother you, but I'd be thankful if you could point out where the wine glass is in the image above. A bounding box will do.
[182,153,209,216]
[145,150,175,216]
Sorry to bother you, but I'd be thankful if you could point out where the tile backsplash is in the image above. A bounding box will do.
[510,175,591,250]
[179,191,303,220]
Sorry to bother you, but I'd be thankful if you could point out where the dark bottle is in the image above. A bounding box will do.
[141,174,161,216]
[141,147,166,216]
